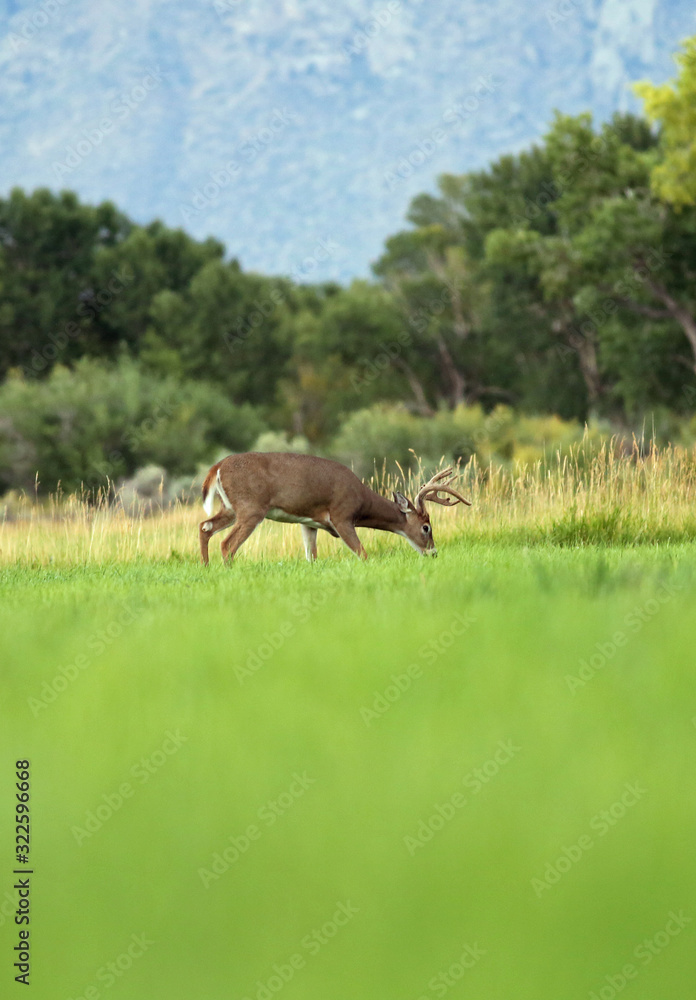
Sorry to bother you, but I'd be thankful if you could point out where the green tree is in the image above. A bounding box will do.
[374,222,492,410]
[540,111,696,400]
[482,111,696,416]
[376,146,587,416]
[0,188,129,377]
[635,36,696,208]
[141,260,295,408]
[278,281,412,439]
[85,221,225,358]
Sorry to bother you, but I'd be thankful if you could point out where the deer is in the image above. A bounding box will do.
[198,452,471,565]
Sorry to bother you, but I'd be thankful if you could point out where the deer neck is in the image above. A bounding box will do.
[356,487,405,532]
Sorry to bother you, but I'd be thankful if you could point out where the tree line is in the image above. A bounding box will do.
[1,37,695,491]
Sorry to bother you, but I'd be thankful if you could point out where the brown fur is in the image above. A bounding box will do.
[199,452,441,565]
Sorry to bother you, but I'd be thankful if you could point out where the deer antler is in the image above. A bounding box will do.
[414,467,472,512]
[419,486,473,508]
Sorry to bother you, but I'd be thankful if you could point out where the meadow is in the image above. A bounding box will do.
[1,446,695,999]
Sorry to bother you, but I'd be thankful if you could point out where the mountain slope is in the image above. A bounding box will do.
[0,0,693,280]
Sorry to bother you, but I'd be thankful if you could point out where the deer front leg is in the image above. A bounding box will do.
[331,518,367,560]
[200,510,235,565]
[301,525,318,562]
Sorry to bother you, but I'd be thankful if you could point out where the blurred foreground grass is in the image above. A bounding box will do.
[1,535,695,999]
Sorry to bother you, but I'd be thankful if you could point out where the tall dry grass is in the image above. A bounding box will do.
[1,440,695,565]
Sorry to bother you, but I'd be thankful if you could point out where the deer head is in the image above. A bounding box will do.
[392,467,471,556]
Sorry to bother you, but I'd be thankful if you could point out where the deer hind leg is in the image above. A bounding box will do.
[220,509,266,564]
[301,525,318,562]
[331,518,367,560]
[200,509,236,566]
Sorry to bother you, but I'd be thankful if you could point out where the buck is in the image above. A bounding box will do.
[198,452,471,564]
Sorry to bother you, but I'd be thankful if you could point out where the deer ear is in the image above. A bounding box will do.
[392,491,413,513]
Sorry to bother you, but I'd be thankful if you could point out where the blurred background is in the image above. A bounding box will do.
[0,1,696,501]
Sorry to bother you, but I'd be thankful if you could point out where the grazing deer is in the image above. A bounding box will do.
[198,452,471,564]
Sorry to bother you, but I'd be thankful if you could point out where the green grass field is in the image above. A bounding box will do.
[2,448,695,998]
[2,520,695,999]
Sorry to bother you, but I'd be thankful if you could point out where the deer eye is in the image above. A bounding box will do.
[422,524,431,534]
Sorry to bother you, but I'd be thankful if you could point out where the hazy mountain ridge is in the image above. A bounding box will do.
[0,0,693,280]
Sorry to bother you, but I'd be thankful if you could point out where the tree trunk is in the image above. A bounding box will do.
[426,252,471,406]
[291,408,304,436]
[567,329,604,405]
[448,280,471,340]
[436,336,466,408]
[393,358,434,416]
[644,278,696,373]
[553,306,606,407]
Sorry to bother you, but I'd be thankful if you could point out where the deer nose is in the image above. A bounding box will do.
[424,548,438,558]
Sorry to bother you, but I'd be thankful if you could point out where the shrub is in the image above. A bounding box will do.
[329,403,608,477]
[252,431,312,453]
[0,357,266,492]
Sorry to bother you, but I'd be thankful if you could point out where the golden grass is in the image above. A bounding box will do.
[1,442,695,565]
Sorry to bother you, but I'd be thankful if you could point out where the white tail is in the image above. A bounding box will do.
[198,452,471,566]
[203,468,233,516]
[202,477,217,517]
